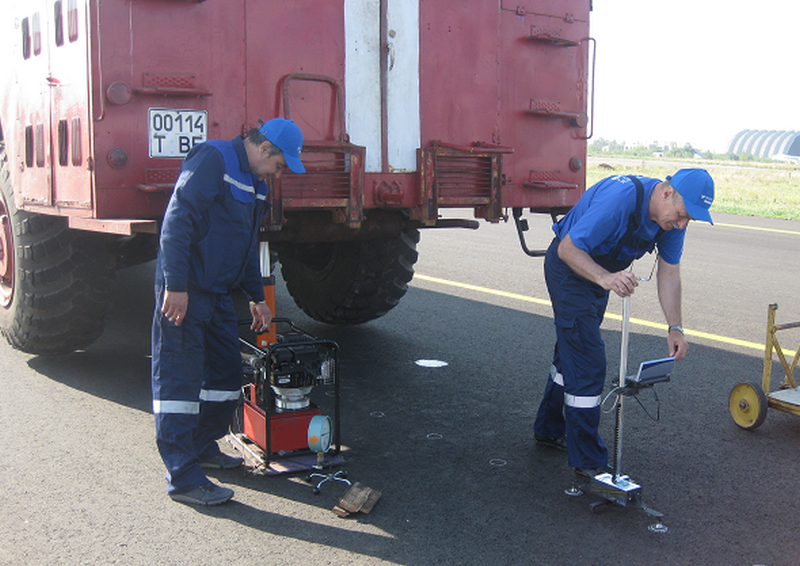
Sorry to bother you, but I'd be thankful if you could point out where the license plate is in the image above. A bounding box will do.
[148,108,208,158]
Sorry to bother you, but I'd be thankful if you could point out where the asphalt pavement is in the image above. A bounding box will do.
[0,211,799,565]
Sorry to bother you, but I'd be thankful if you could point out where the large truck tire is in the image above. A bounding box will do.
[277,227,420,325]
[0,144,116,355]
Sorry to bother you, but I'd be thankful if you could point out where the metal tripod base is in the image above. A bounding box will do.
[307,469,351,494]
[588,473,668,533]
[306,453,351,494]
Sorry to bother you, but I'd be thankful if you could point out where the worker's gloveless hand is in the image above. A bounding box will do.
[668,331,689,361]
[161,290,189,326]
[250,301,273,333]
[601,270,638,298]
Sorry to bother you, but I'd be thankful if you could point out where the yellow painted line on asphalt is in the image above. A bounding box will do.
[414,274,551,307]
[414,273,792,356]
[601,311,768,352]
[714,221,800,236]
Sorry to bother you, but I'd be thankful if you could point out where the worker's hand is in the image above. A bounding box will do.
[250,301,273,333]
[161,290,189,326]
[600,270,638,298]
[668,330,689,361]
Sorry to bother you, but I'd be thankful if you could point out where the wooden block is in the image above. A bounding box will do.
[334,482,381,516]
[338,482,371,513]
[359,488,382,514]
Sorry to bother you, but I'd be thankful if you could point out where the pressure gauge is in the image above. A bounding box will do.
[307,415,333,453]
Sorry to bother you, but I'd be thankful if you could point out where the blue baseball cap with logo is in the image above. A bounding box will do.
[666,168,714,224]
[259,118,306,174]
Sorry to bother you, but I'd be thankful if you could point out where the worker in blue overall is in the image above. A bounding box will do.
[152,118,305,505]
[532,169,714,483]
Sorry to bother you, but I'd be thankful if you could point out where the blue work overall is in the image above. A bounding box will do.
[152,138,267,494]
[534,177,661,469]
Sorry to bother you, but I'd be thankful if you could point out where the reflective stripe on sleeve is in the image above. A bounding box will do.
[564,393,601,409]
[223,173,254,194]
[199,389,241,402]
[153,400,200,415]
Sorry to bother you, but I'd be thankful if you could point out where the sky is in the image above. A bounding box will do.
[589,0,800,153]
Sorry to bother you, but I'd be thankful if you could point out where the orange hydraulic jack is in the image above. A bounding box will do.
[256,242,277,349]
[231,243,343,476]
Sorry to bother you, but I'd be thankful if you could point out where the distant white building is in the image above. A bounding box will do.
[727,130,800,159]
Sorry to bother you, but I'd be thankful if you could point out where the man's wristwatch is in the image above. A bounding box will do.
[668,325,684,334]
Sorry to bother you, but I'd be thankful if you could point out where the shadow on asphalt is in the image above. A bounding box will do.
[20,261,800,565]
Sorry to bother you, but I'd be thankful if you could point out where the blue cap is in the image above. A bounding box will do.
[666,168,714,225]
[259,118,305,174]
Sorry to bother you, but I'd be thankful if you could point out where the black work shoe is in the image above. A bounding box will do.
[169,482,234,506]
[534,434,568,451]
[200,453,244,470]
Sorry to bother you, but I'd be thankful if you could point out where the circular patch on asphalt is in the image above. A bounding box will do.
[415,359,448,368]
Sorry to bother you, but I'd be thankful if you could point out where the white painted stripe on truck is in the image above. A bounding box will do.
[385,0,420,172]
[344,0,420,173]
[345,0,383,172]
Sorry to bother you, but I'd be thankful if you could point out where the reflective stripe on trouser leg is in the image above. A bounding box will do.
[556,311,609,469]
[153,400,200,414]
[151,282,211,494]
[564,393,601,409]
[534,363,566,439]
[544,239,610,469]
[562,392,604,468]
[199,389,241,402]
[193,293,243,462]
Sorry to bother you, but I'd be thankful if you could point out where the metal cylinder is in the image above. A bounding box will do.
[613,295,632,479]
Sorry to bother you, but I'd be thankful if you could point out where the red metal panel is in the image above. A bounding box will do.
[419,0,590,211]
[242,398,320,454]
[496,2,590,209]
[500,0,585,19]
[418,2,502,149]
[243,400,268,452]
[6,2,53,208]
[243,2,346,141]
[269,411,319,454]
[89,0,247,218]
[50,0,92,210]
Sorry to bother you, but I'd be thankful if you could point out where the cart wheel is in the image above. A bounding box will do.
[729,382,768,430]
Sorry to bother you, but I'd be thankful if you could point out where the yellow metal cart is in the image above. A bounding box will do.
[730,304,800,429]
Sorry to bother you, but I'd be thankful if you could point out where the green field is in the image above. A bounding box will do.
[586,158,800,220]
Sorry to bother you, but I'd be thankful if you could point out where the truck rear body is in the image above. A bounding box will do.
[2,0,591,233]
[0,0,592,354]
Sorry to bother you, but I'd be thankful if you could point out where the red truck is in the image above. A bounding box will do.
[0,0,592,354]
